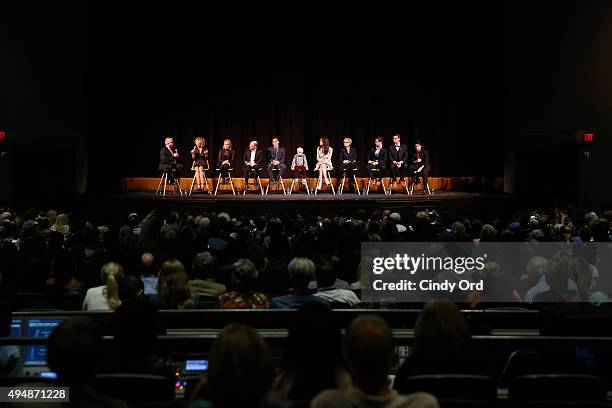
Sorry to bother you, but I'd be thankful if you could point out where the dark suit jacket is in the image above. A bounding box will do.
[368,147,388,169]
[159,146,177,171]
[267,146,286,164]
[339,147,357,163]
[388,144,408,166]
[217,149,235,168]
[242,148,265,169]
[410,148,430,170]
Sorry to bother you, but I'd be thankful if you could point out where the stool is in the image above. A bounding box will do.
[364,168,388,195]
[244,167,264,195]
[289,171,310,195]
[156,170,183,197]
[188,165,210,196]
[409,172,431,195]
[214,168,236,195]
[386,177,410,195]
[338,166,360,195]
[314,169,335,195]
[265,168,286,195]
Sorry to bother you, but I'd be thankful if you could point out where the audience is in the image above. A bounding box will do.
[312,314,439,408]
[218,258,268,309]
[314,263,360,307]
[155,259,194,309]
[269,257,329,309]
[82,262,124,311]
[189,323,276,408]
[47,316,128,408]
[189,251,226,297]
[271,302,349,401]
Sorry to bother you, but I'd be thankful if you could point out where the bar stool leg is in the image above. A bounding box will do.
[258,176,264,196]
[189,174,196,196]
[214,173,222,195]
[228,174,235,195]
[353,174,361,195]
[156,172,166,196]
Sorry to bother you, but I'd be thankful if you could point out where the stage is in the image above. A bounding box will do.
[77,189,515,222]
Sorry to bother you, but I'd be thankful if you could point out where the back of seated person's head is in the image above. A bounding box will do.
[100,262,124,310]
[158,259,192,309]
[191,251,217,280]
[206,323,274,408]
[284,302,342,399]
[264,260,290,292]
[231,258,258,292]
[415,300,472,354]
[316,262,337,288]
[288,257,316,292]
[112,299,158,351]
[246,245,267,272]
[139,252,156,275]
[51,249,78,288]
[479,224,498,242]
[545,256,571,295]
[118,274,145,304]
[344,314,396,395]
[0,301,11,337]
[47,316,101,385]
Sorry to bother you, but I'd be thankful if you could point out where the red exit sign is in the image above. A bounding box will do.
[584,133,594,143]
[0,131,5,142]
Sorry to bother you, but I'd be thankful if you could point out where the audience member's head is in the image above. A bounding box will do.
[230,258,259,292]
[344,314,396,395]
[158,259,193,309]
[206,323,274,408]
[100,262,124,310]
[414,300,472,354]
[191,251,217,280]
[284,302,343,399]
[47,316,101,385]
[117,274,145,304]
[316,262,337,288]
[288,257,316,292]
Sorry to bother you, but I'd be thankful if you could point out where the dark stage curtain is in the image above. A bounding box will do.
[87,70,503,192]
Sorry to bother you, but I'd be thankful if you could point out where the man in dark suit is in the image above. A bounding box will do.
[408,140,431,190]
[158,137,183,180]
[243,140,265,188]
[388,134,408,184]
[266,137,286,182]
[367,136,387,184]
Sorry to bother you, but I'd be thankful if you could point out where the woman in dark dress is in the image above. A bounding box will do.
[191,137,209,190]
[217,139,235,182]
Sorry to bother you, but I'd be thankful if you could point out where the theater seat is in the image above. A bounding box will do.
[91,374,175,406]
[399,374,497,403]
[508,374,605,407]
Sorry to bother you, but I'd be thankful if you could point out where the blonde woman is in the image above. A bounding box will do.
[82,262,124,311]
[191,137,209,190]
[315,137,333,187]
[217,139,235,182]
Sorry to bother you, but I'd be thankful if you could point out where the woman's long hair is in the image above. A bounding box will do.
[320,137,330,155]
[101,262,124,310]
[157,259,193,309]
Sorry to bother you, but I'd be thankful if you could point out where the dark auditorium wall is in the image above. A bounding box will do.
[505,0,612,208]
[0,3,86,207]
